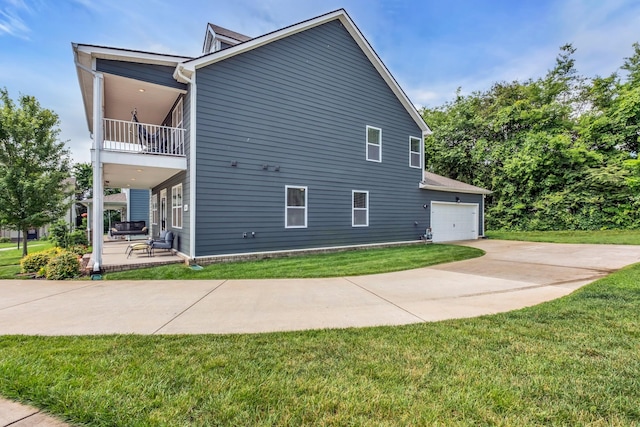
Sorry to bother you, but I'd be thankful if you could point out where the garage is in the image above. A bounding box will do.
[430,202,479,242]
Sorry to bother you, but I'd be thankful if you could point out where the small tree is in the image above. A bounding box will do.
[0,88,71,256]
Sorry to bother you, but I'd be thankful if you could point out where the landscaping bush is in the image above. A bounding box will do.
[20,248,60,274]
[68,244,88,257]
[45,251,81,280]
[68,230,88,247]
[0,237,11,243]
[49,220,69,248]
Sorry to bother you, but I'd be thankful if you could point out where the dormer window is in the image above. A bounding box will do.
[202,23,251,54]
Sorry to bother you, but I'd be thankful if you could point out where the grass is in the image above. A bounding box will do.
[0,241,54,279]
[486,229,640,244]
[105,244,484,280]
[1,263,639,425]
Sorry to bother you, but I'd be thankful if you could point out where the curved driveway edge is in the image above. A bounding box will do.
[0,240,638,335]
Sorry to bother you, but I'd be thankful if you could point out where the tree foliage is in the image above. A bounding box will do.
[0,88,71,255]
[422,44,640,230]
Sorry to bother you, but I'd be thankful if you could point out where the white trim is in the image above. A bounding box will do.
[172,98,184,128]
[366,125,382,163]
[171,183,183,229]
[418,182,492,195]
[285,185,308,228]
[74,44,191,67]
[409,136,422,169]
[174,10,431,134]
[352,190,369,227]
[160,188,167,231]
[151,193,158,225]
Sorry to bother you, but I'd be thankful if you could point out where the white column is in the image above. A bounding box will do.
[91,72,104,272]
[189,75,197,261]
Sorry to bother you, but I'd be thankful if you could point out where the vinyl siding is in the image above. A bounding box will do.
[96,59,187,91]
[149,88,192,256]
[193,20,428,256]
[128,189,149,223]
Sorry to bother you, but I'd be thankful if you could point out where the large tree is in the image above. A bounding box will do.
[422,44,640,231]
[0,89,71,256]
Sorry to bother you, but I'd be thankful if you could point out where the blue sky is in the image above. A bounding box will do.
[1,0,639,164]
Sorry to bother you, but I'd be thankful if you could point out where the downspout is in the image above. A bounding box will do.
[175,64,197,262]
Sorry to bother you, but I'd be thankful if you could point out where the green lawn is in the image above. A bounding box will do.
[0,241,54,279]
[486,229,640,244]
[1,264,639,425]
[105,244,484,280]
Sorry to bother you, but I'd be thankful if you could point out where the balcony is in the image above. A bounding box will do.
[103,118,185,156]
[98,118,187,189]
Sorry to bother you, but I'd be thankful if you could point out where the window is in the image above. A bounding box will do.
[410,136,422,168]
[152,194,158,225]
[172,98,183,128]
[366,126,382,162]
[285,186,307,228]
[171,184,183,229]
[352,190,369,227]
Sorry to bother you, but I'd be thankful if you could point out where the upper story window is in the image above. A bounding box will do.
[352,190,369,227]
[171,184,183,229]
[366,126,382,162]
[410,136,422,168]
[172,98,183,129]
[285,186,307,228]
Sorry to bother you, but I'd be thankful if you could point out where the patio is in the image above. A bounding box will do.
[88,237,185,273]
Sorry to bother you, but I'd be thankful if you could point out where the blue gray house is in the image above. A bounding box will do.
[73,9,490,271]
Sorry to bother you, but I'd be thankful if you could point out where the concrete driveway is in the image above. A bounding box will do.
[0,240,638,335]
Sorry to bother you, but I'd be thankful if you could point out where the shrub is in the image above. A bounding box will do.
[21,248,60,273]
[45,251,81,280]
[68,230,88,246]
[49,220,69,248]
[0,237,11,243]
[68,244,88,257]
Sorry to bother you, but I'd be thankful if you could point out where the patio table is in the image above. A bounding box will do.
[125,242,151,258]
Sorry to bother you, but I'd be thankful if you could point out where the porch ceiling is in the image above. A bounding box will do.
[103,161,186,189]
[104,74,182,125]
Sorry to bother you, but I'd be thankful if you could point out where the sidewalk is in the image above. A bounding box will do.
[0,397,69,426]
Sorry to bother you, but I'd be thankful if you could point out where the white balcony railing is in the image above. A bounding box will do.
[102,118,185,156]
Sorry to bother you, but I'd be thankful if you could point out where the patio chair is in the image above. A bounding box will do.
[150,231,174,255]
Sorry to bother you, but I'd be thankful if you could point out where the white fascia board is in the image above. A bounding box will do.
[176,10,430,133]
[74,44,191,67]
[419,182,493,195]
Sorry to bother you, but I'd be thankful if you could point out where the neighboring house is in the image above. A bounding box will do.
[72,9,490,271]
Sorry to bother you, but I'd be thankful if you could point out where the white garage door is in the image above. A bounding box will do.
[431,202,479,242]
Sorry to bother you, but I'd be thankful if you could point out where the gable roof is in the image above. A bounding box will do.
[420,171,492,195]
[206,23,251,43]
[176,9,431,134]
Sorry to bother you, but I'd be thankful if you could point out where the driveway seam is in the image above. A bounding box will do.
[425,275,606,301]
[151,280,227,334]
[0,282,99,312]
[432,259,617,274]
[342,277,427,322]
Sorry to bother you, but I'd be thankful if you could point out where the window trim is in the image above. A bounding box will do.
[409,136,422,169]
[366,125,382,163]
[172,98,183,129]
[171,184,183,229]
[352,190,369,227]
[152,193,158,225]
[285,185,308,229]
